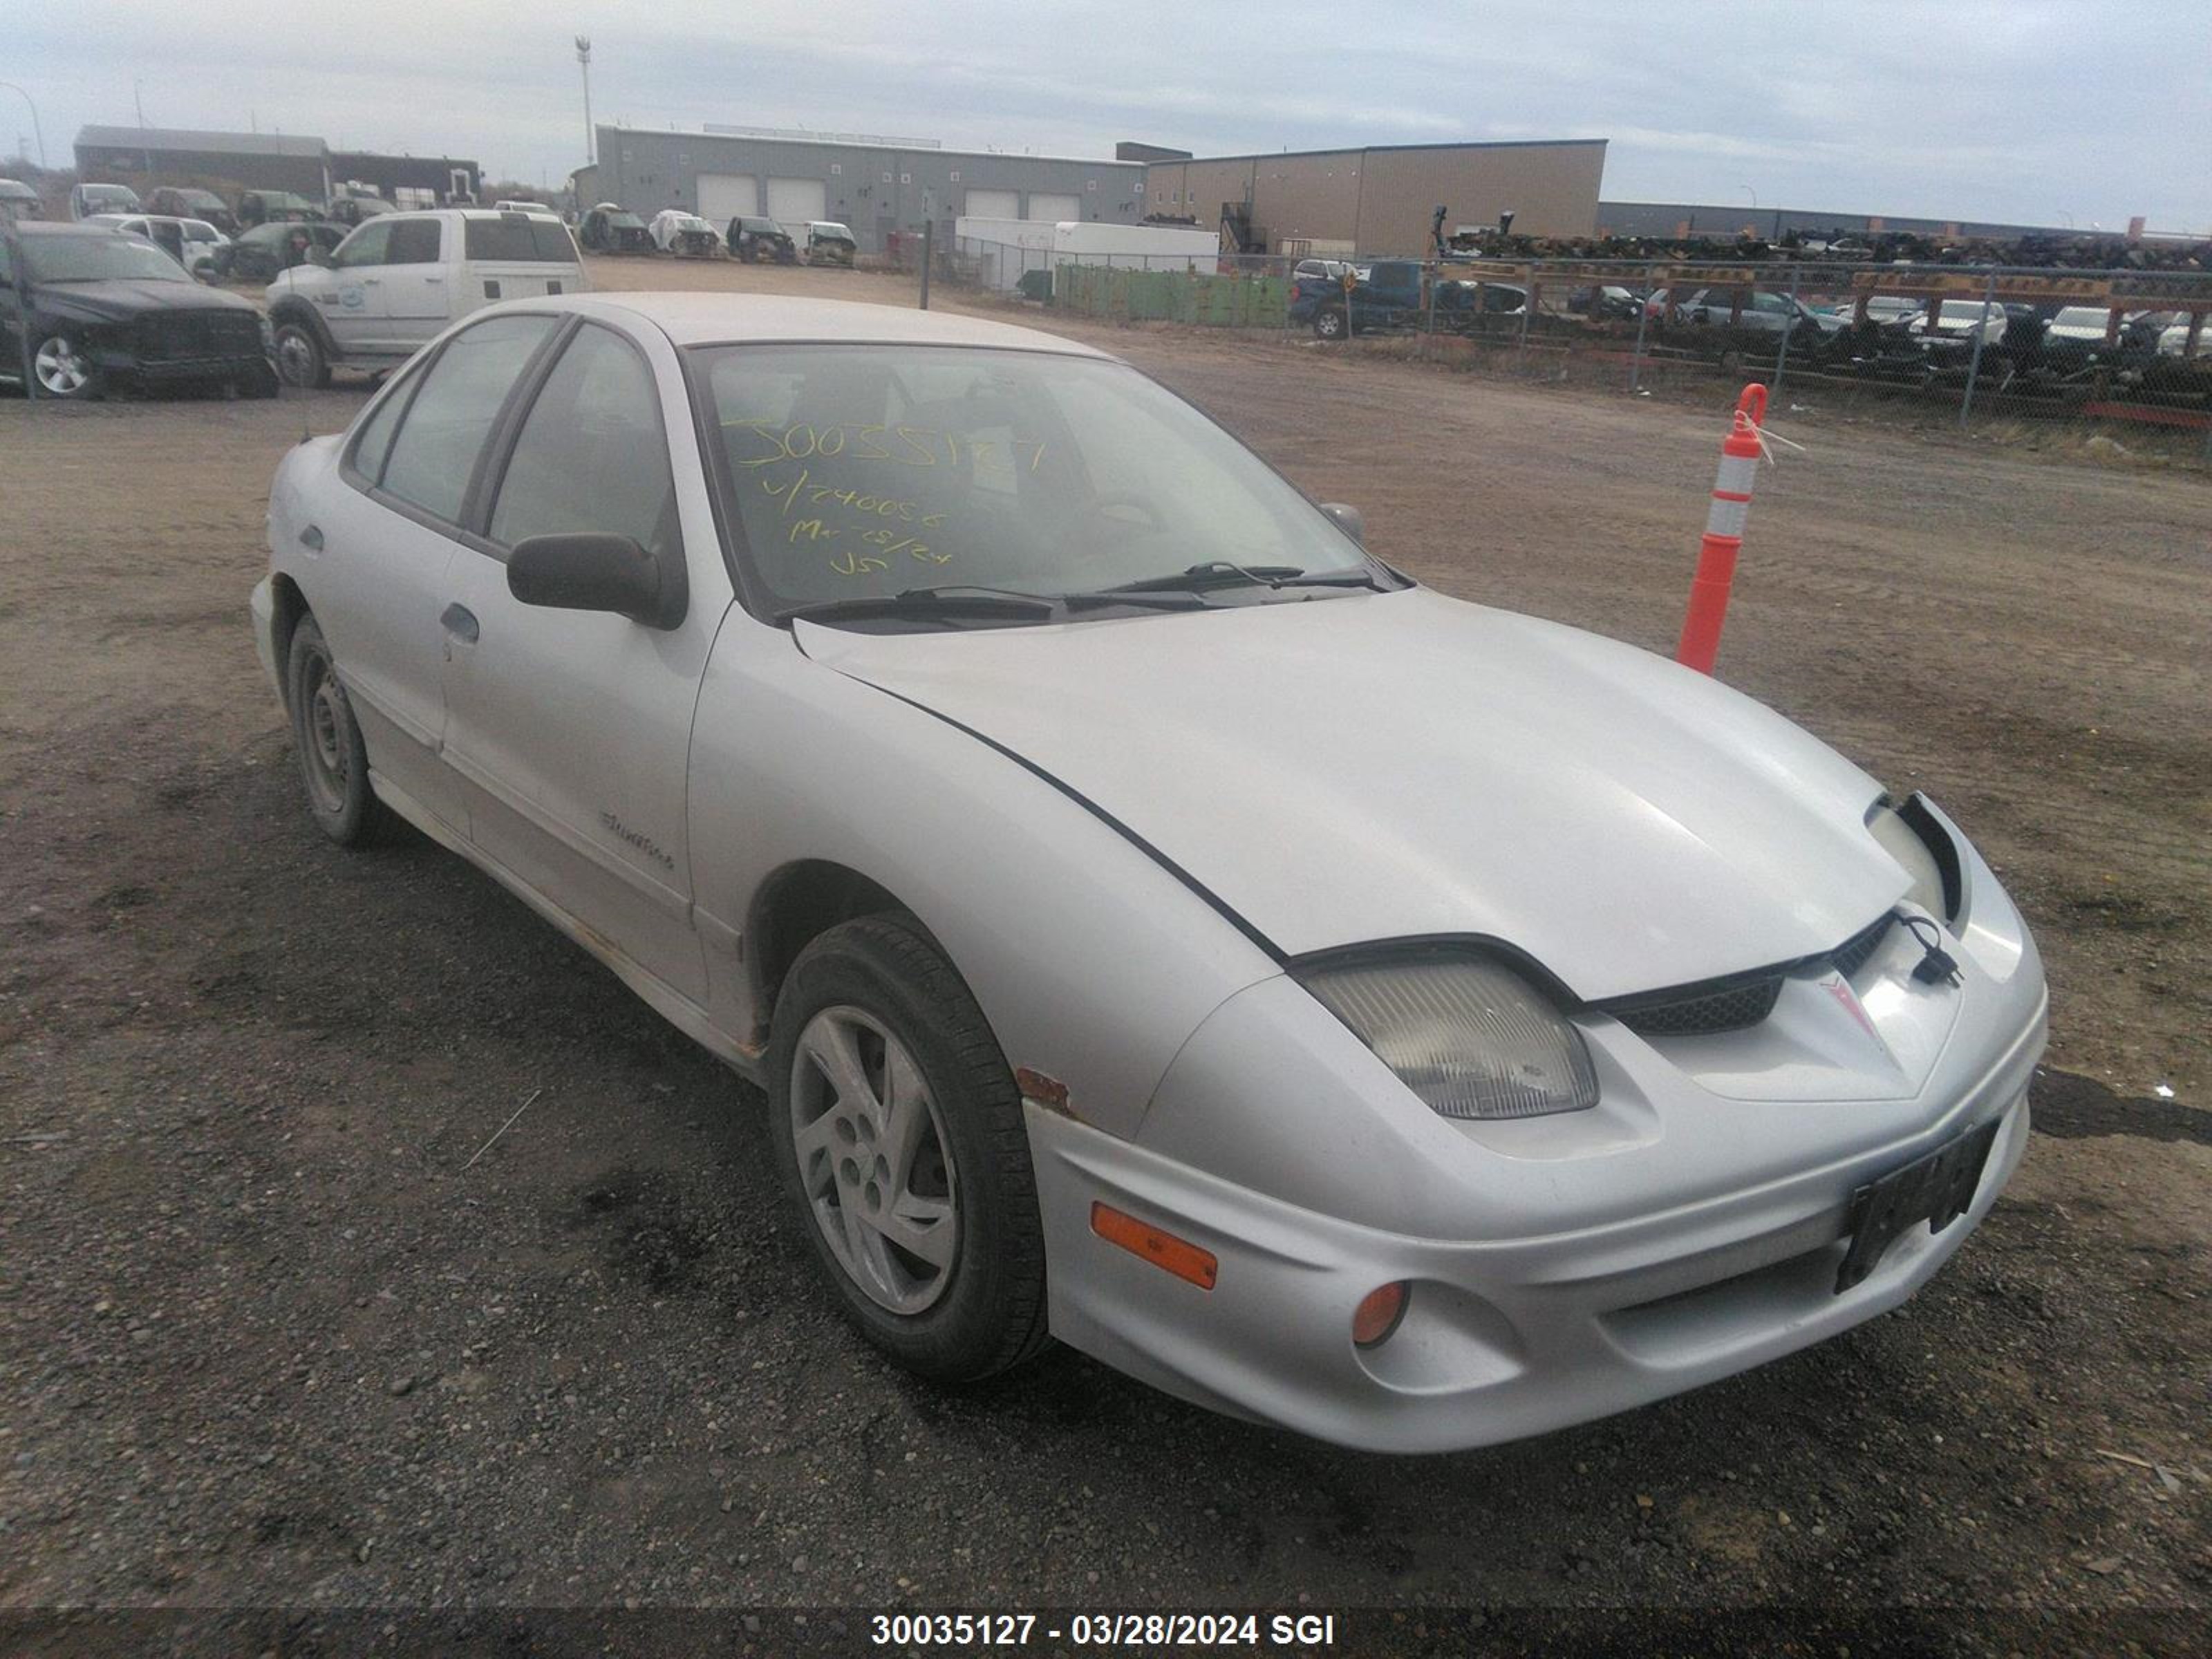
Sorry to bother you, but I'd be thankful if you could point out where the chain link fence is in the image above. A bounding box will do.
[939,240,2212,467]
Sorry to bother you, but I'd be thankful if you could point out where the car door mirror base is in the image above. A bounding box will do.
[1320,502,1365,545]
[507,533,684,629]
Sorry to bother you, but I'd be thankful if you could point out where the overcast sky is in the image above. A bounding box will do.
[10,0,2208,229]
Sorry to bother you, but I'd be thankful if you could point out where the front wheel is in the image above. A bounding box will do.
[32,332,102,400]
[768,914,1049,1382]
[273,322,330,389]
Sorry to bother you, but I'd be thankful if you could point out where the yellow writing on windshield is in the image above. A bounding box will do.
[727,420,1047,474]
[764,469,953,575]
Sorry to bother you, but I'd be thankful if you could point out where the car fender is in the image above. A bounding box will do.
[265,292,339,357]
[686,619,1283,1140]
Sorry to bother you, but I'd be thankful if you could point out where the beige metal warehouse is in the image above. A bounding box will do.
[1144,138,1606,256]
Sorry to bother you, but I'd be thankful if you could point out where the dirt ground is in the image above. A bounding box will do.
[1,252,2207,1644]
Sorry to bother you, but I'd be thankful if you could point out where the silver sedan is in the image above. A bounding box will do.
[250,293,2045,1452]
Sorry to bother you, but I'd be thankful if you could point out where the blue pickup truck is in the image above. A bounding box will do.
[1289,259,1525,340]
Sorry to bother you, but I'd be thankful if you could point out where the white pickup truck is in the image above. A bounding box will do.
[265,208,588,386]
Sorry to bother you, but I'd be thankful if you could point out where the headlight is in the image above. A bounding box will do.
[1300,955,1599,1121]
[259,316,276,351]
[1870,797,1957,920]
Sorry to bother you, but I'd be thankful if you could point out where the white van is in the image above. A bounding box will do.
[263,209,588,386]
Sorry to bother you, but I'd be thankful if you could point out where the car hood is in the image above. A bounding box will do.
[796,588,1911,1001]
[33,279,258,322]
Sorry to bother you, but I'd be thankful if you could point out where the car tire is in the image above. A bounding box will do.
[285,615,398,847]
[1313,308,1345,341]
[274,321,330,390]
[767,913,1049,1382]
[30,332,102,400]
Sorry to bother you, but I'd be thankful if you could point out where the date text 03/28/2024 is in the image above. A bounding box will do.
[870,1612,1340,1647]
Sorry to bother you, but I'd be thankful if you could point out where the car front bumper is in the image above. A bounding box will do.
[1029,968,2044,1455]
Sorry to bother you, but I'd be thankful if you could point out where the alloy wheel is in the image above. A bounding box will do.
[788,1005,959,1315]
[32,337,89,396]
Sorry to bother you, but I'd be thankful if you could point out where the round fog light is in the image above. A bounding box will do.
[1352,1282,1409,1349]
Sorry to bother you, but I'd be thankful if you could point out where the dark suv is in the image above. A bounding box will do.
[0,222,274,399]
[143,187,239,236]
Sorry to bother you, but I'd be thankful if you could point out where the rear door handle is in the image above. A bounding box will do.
[298,523,324,552]
[422,274,444,283]
[440,603,479,645]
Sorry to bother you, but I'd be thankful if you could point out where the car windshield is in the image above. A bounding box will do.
[813,224,854,241]
[21,233,189,282]
[694,344,1371,612]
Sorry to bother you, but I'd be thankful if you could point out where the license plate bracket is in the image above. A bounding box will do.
[1835,1117,2000,1293]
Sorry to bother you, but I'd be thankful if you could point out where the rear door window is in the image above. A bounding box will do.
[465,217,581,263]
[375,315,556,524]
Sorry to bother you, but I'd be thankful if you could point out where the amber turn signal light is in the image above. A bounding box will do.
[1090,1202,1218,1291]
[1353,1282,1409,1347]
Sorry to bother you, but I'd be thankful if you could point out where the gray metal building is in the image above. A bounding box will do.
[75,125,330,198]
[1597,200,2078,242]
[577,124,1145,254]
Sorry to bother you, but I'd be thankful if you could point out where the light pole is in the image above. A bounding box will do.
[0,81,44,169]
[576,37,594,167]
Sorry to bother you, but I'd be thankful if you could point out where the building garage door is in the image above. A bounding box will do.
[695,173,758,223]
[964,187,1019,219]
[766,177,827,226]
[1025,191,1081,222]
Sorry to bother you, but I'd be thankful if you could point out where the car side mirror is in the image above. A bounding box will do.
[1319,502,1365,545]
[308,248,334,268]
[508,533,684,629]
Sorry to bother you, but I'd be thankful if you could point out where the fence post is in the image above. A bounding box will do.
[1424,257,1436,358]
[1516,262,1534,367]
[1629,265,1653,393]
[1958,269,1997,430]
[918,220,931,310]
[1771,265,1800,394]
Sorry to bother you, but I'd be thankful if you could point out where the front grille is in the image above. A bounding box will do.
[1829,912,1893,980]
[136,310,262,362]
[1608,974,1784,1038]
[1600,910,1899,1040]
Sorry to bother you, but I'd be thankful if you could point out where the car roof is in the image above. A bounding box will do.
[8,221,122,237]
[549,291,1116,357]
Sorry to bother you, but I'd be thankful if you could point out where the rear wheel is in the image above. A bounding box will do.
[274,321,330,389]
[1313,308,1346,341]
[285,615,398,847]
[768,914,1049,1382]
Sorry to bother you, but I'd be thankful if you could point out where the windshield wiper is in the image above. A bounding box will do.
[1097,561,1308,595]
[781,585,1059,626]
[1097,561,1391,597]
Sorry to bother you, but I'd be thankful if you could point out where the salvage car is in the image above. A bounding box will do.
[142,186,239,236]
[250,293,2045,1453]
[69,181,140,221]
[649,208,722,257]
[84,212,229,279]
[208,219,344,283]
[802,221,857,267]
[238,189,324,227]
[326,193,397,228]
[0,221,273,399]
[579,203,653,254]
[727,214,797,263]
[1,177,46,222]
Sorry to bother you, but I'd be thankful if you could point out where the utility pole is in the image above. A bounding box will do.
[0,82,43,168]
[576,37,594,167]
[134,79,151,174]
